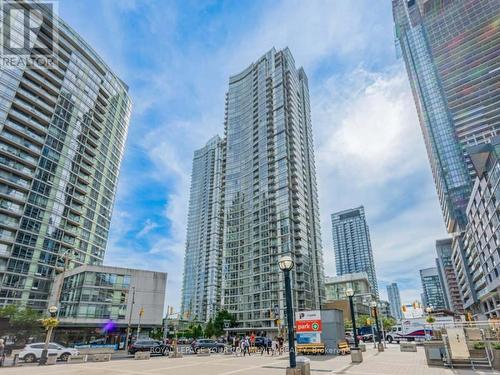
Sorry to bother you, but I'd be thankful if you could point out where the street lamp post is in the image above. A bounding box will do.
[370,301,383,352]
[278,255,296,369]
[124,286,136,352]
[345,288,358,348]
[39,306,58,365]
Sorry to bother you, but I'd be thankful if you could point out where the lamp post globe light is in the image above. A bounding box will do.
[344,288,358,348]
[39,306,58,365]
[278,255,294,271]
[48,305,58,315]
[278,255,296,369]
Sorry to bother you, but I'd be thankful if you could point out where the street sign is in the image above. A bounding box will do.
[295,310,322,344]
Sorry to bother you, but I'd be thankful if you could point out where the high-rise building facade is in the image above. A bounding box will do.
[386,283,403,320]
[419,267,446,310]
[181,136,224,322]
[452,137,500,319]
[435,238,464,314]
[0,4,131,310]
[392,0,500,233]
[323,272,373,318]
[332,206,379,297]
[325,272,372,301]
[221,48,324,329]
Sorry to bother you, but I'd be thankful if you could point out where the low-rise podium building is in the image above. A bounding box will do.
[48,265,166,348]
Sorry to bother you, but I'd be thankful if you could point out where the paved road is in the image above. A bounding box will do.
[0,344,495,374]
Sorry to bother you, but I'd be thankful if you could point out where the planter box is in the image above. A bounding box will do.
[400,342,417,352]
[134,351,151,360]
[68,354,87,363]
[87,353,111,362]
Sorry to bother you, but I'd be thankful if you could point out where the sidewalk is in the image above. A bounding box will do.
[0,344,496,374]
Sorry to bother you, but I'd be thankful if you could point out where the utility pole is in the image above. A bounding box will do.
[124,286,136,351]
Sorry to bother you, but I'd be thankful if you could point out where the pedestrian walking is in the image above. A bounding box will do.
[278,336,284,354]
[272,337,279,356]
[242,337,250,356]
[260,337,268,356]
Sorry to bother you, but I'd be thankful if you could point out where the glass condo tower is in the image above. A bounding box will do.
[0,4,131,309]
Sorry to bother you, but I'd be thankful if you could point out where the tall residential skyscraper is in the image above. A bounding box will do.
[221,48,324,329]
[332,206,379,298]
[435,238,464,314]
[452,137,500,319]
[392,0,499,233]
[0,4,131,310]
[181,136,224,322]
[386,283,403,320]
[419,267,446,310]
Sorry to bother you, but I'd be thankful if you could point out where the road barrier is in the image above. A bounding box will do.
[134,351,151,360]
[87,353,111,362]
[400,342,417,352]
[68,354,88,363]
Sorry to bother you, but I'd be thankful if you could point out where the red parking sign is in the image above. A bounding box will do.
[296,320,322,332]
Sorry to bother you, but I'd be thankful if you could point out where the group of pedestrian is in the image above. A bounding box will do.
[231,336,251,356]
[230,334,284,357]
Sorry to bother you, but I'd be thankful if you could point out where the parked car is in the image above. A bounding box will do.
[19,342,79,363]
[128,340,170,356]
[190,339,226,353]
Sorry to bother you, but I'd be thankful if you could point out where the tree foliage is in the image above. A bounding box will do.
[382,316,396,330]
[149,328,163,340]
[204,319,215,338]
[344,319,352,331]
[357,314,372,327]
[0,305,43,343]
[213,310,236,337]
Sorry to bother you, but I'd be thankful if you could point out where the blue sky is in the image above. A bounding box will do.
[59,0,448,311]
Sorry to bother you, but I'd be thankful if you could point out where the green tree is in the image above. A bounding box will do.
[357,314,372,327]
[213,310,236,337]
[344,319,352,331]
[204,319,215,338]
[149,328,163,340]
[0,305,43,344]
[194,324,203,338]
[382,317,396,330]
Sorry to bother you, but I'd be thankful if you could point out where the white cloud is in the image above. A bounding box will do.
[312,65,447,301]
[67,0,446,310]
[314,67,424,189]
[136,219,159,238]
[225,1,393,74]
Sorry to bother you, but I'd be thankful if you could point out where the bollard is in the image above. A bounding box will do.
[351,347,363,363]
[296,356,310,375]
